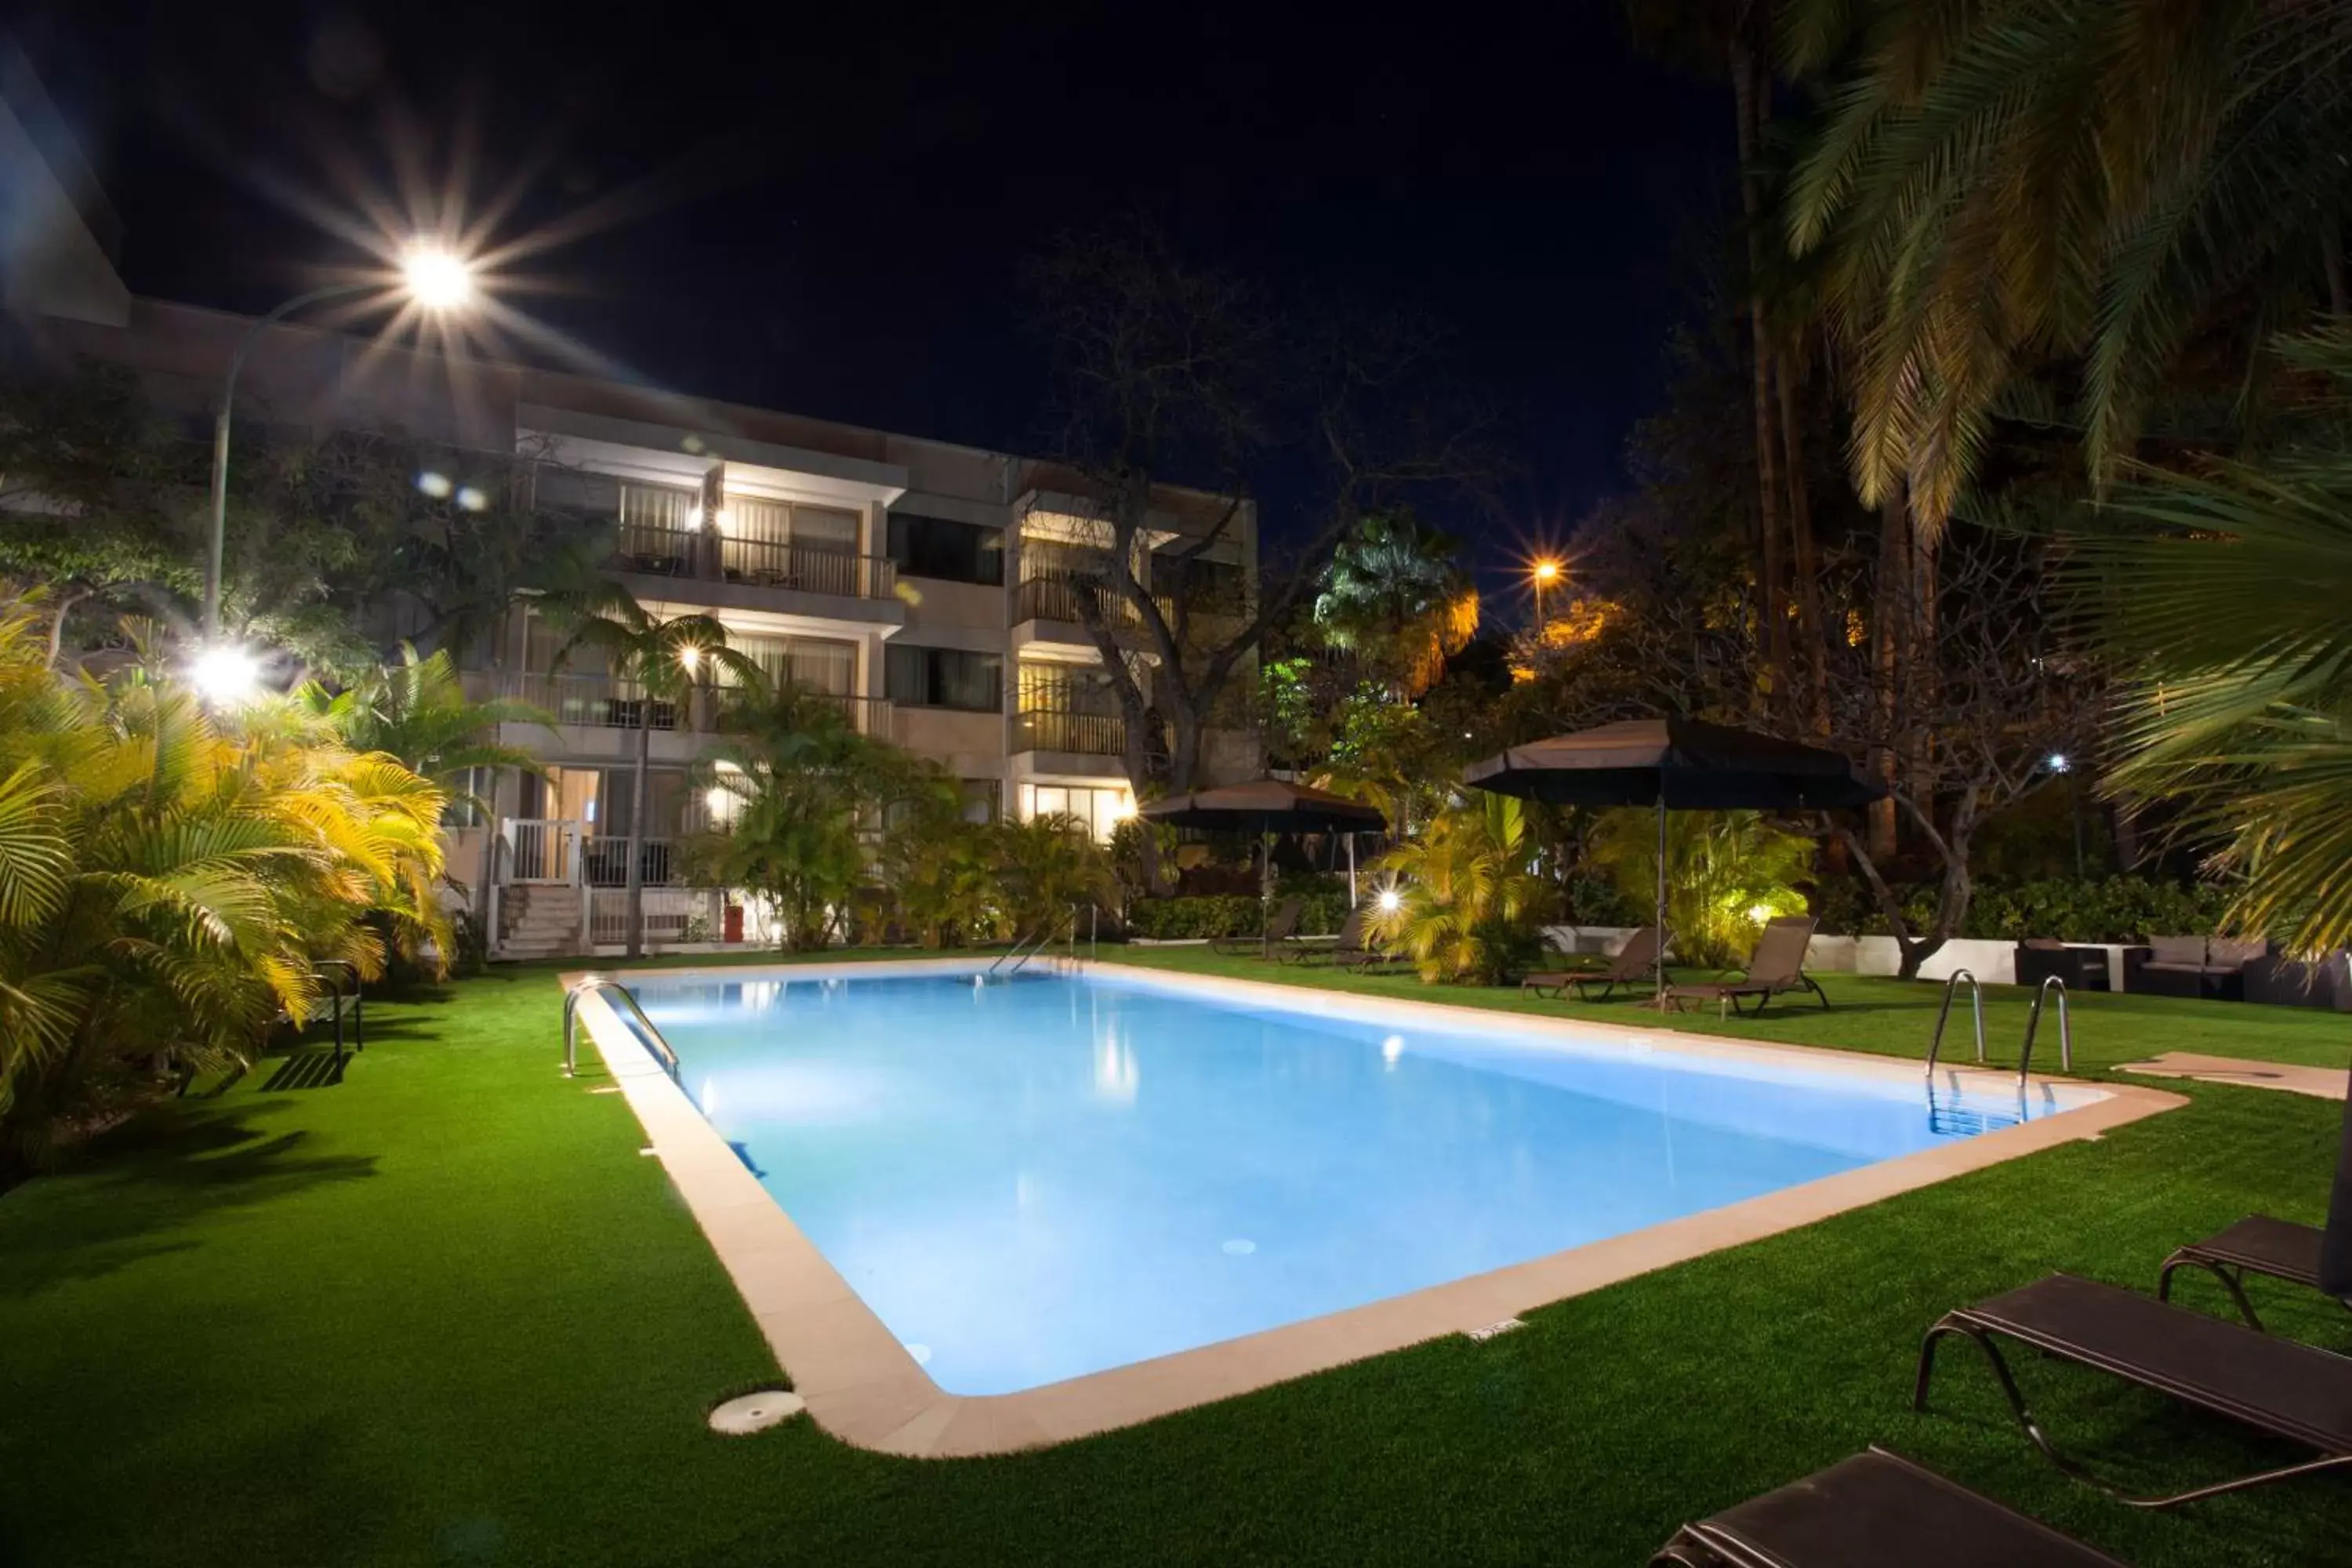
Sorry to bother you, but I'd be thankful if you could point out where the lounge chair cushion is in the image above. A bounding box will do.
[1665,1449,2129,1568]
[1962,1274,2352,1453]
[2146,935,2208,965]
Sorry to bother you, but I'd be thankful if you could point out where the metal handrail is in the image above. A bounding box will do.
[563,976,682,1081]
[1925,968,1987,1079]
[2020,975,2074,1083]
[989,905,1079,978]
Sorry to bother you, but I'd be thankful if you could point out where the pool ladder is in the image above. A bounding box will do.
[563,976,683,1082]
[1925,971,2072,1087]
[986,903,1091,978]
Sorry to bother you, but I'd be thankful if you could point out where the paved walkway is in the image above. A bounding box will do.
[2117,1051,2348,1101]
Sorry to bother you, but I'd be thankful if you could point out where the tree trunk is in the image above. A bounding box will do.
[1868,487,1910,858]
[1776,354,1831,739]
[1905,527,1940,823]
[624,712,649,959]
[1730,29,1789,707]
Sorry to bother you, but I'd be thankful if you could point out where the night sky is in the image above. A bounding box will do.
[18,2,1731,572]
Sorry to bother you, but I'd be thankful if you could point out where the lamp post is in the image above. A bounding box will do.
[202,248,475,644]
[1530,557,1562,633]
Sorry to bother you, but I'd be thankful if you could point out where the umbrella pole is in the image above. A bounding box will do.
[1347,833,1358,906]
[1261,826,1273,960]
[1654,790,1667,1004]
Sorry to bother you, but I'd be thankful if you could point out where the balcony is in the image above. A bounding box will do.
[501,672,890,735]
[608,525,898,604]
[1014,708,1126,757]
[1016,569,1126,628]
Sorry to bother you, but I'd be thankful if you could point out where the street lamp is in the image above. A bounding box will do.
[1530,558,1563,630]
[202,245,476,644]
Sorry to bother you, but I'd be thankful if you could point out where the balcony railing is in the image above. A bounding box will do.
[1015,569,1129,628]
[1014,708,1127,757]
[583,836,686,889]
[721,539,895,600]
[614,524,701,577]
[503,672,680,731]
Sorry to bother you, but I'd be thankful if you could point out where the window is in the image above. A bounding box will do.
[885,645,1002,711]
[1022,782,1133,841]
[727,633,857,696]
[960,779,1000,824]
[617,482,699,573]
[887,511,1004,586]
[440,765,494,829]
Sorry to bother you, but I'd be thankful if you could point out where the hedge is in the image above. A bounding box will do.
[1124,891,1352,941]
[1814,876,2235,943]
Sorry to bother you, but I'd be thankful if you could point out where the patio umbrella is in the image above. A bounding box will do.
[1462,717,1882,1002]
[1140,779,1388,957]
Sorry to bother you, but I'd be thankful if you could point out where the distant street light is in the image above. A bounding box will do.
[202,245,477,648]
[1530,558,1563,629]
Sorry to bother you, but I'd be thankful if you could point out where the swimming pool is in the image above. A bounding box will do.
[623,964,2112,1401]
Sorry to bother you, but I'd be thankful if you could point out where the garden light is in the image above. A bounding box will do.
[1377,888,1403,913]
[401,247,474,310]
[191,644,260,704]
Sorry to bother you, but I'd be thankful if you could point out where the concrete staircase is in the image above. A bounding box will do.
[498,883,586,960]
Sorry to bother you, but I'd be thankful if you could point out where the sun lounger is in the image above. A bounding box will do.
[1666,916,1828,1018]
[1651,1447,2131,1567]
[1211,897,1301,957]
[1290,906,1408,971]
[1522,925,1662,1000]
[2158,1214,2352,1330]
[1913,1272,2352,1506]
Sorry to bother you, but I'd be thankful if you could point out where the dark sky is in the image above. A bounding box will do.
[17,2,1733,574]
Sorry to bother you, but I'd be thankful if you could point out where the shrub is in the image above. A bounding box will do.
[1124,891,1351,941]
[1587,809,1813,967]
[1813,874,2235,942]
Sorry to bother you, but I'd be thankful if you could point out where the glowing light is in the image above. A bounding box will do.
[706,786,729,816]
[455,485,487,512]
[400,247,474,310]
[1377,888,1403,913]
[1531,559,1563,583]
[679,644,702,673]
[191,644,260,704]
[415,470,452,499]
[1381,1034,1405,1065]
[2046,753,2071,774]
[1111,796,1137,822]
[1747,904,1775,924]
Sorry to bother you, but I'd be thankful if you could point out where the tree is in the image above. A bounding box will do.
[1025,216,1483,887]
[301,644,552,821]
[1310,511,1479,698]
[550,583,752,957]
[2081,325,2352,954]
[1367,793,1551,985]
[688,675,932,952]
[1587,808,1813,967]
[1782,0,2352,529]
[0,587,449,1169]
[992,813,1118,942]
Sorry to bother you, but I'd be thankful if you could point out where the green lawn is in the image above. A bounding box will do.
[2,953,2347,1566]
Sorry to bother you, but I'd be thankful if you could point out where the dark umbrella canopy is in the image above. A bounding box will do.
[1140,780,1387,956]
[2324,1073,2352,1296]
[1463,717,1881,1003]
[1464,717,1882,811]
[1139,779,1388,834]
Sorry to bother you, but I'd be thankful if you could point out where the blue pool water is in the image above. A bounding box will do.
[633,969,2071,1396]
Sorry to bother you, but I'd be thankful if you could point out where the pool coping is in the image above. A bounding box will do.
[564,956,2187,1459]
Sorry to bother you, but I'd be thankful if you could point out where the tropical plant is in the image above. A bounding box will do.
[0,591,448,1167]
[2078,326,2352,954]
[549,582,752,956]
[878,797,1007,949]
[686,674,929,952]
[1587,808,1813,968]
[993,812,1118,941]
[300,642,552,819]
[1783,0,2352,528]
[1368,793,1551,985]
[1312,511,1479,696]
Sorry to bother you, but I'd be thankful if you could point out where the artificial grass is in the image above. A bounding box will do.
[0,961,2346,1566]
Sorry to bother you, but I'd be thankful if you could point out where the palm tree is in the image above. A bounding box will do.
[1367,793,1550,985]
[548,583,751,957]
[0,591,448,1165]
[302,643,552,820]
[1587,808,1814,967]
[1312,512,1479,697]
[993,812,1118,942]
[2078,324,2352,954]
[1782,0,2352,530]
